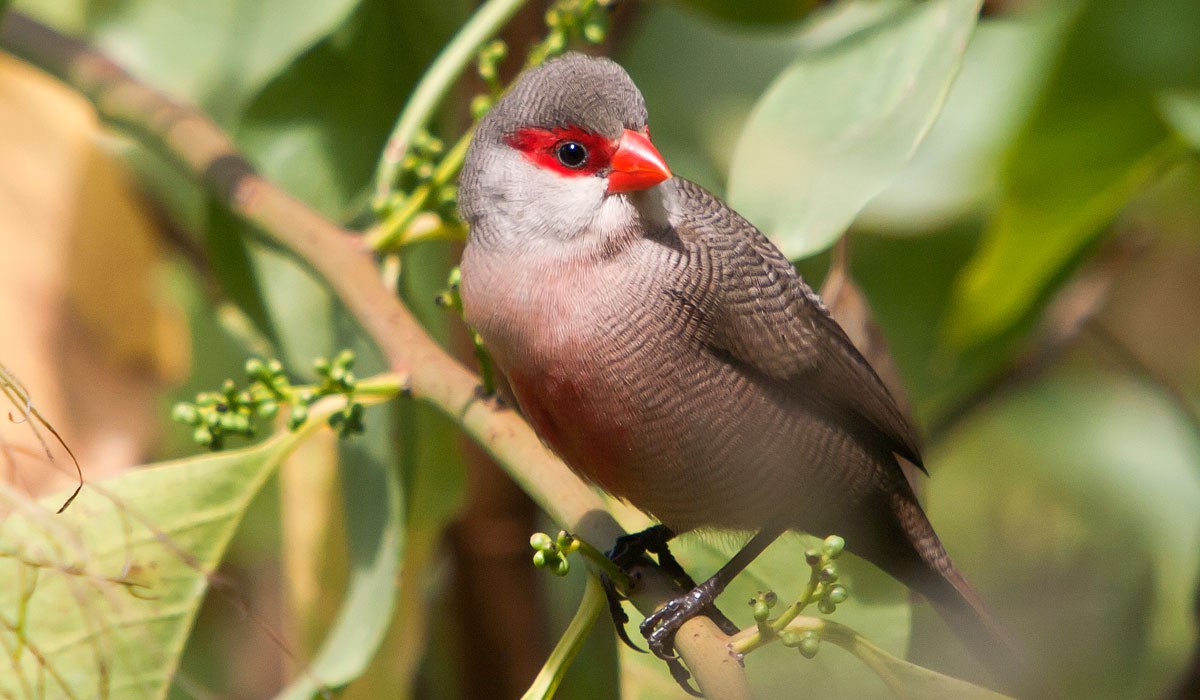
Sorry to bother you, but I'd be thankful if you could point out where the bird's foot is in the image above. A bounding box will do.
[601,525,674,652]
[609,526,739,634]
[639,577,724,661]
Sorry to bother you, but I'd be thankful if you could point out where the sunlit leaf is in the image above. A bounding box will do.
[859,10,1071,231]
[1159,90,1200,151]
[728,0,981,260]
[0,407,346,700]
[619,3,823,194]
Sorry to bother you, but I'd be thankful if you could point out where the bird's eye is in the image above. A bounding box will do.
[555,140,588,169]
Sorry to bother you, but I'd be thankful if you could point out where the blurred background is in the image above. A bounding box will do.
[0,0,1198,698]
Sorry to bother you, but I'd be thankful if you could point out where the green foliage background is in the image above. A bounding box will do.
[2,0,1199,698]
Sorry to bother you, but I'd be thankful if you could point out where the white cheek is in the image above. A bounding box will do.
[489,151,608,237]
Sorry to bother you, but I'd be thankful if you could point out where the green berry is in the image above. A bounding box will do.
[290,403,309,428]
[828,585,848,604]
[822,535,845,559]
[544,31,566,55]
[533,550,548,568]
[172,403,199,425]
[530,532,554,551]
[471,94,493,120]
[818,598,836,615]
[582,16,607,43]
[798,632,820,659]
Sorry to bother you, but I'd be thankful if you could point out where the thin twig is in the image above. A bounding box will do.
[1086,319,1200,436]
[0,12,750,698]
[1,363,83,513]
[372,0,530,205]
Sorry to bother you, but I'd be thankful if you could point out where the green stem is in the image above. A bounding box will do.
[571,536,632,591]
[368,130,473,252]
[732,574,822,655]
[520,575,606,700]
[805,619,907,696]
[353,372,410,398]
[372,0,529,205]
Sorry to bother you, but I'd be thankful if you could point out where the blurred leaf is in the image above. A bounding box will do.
[672,0,819,26]
[78,0,363,123]
[860,10,1071,231]
[275,401,404,700]
[728,0,981,260]
[0,408,343,700]
[924,370,1200,698]
[619,4,822,193]
[1159,90,1200,150]
[944,0,1199,350]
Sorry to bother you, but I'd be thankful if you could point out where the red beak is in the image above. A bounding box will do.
[607,129,671,194]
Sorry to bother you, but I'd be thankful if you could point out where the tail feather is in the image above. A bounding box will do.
[847,489,1056,699]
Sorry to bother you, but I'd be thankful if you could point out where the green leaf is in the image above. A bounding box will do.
[273,401,404,700]
[79,0,364,122]
[943,0,1199,350]
[1159,90,1200,150]
[619,3,828,194]
[727,0,982,260]
[859,9,1071,231]
[0,407,339,700]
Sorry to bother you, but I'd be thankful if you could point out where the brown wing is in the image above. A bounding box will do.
[663,178,924,471]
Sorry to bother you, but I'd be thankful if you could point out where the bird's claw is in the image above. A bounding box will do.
[603,525,735,697]
[600,571,644,652]
[666,656,703,697]
[639,586,714,661]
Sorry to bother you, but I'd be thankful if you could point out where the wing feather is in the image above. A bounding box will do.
[662,179,924,470]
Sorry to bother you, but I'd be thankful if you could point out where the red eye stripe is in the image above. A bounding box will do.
[504,126,617,177]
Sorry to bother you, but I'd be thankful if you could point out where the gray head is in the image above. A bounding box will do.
[458,53,671,249]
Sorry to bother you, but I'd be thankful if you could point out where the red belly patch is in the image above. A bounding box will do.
[508,368,633,497]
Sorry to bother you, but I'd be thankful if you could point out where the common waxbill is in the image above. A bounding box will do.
[458,53,1040,697]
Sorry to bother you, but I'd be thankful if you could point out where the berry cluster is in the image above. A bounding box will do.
[172,351,365,450]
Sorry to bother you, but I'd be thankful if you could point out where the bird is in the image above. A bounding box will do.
[457,52,1042,698]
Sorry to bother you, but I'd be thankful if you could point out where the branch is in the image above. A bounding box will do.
[0,11,751,699]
